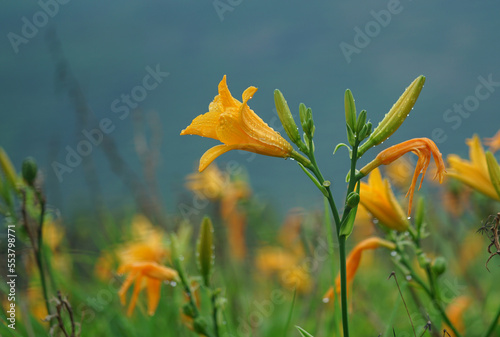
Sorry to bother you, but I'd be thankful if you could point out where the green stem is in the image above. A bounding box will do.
[34,190,51,318]
[338,235,349,337]
[211,291,220,337]
[484,304,500,337]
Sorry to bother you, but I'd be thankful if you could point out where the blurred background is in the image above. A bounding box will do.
[1,0,499,221]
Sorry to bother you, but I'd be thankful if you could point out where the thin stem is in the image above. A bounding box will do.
[211,291,220,337]
[34,190,51,319]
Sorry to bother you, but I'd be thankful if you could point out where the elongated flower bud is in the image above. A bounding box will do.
[344,89,357,131]
[486,151,500,199]
[274,89,301,145]
[358,76,426,157]
[197,216,215,287]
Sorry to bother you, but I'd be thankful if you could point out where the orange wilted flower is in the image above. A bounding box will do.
[447,135,500,200]
[118,262,178,316]
[360,138,446,215]
[484,130,500,153]
[323,237,396,302]
[359,168,409,232]
[443,296,471,336]
[180,75,294,172]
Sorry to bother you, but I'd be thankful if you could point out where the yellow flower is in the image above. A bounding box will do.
[383,155,414,190]
[255,247,311,294]
[180,75,294,172]
[484,130,500,153]
[447,135,500,200]
[360,138,446,215]
[359,168,410,231]
[118,262,178,316]
[185,163,228,200]
[117,214,169,265]
[323,237,396,301]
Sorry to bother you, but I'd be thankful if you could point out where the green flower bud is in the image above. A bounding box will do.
[358,124,369,141]
[182,302,196,318]
[346,192,360,208]
[274,89,301,144]
[344,89,357,131]
[358,75,426,157]
[431,257,447,276]
[355,109,367,134]
[22,157,38,186]
[486,151,500,199]
[346,124,356,147]
[299,103,307,129]
[197,216,214,287]
[193,317,209,335]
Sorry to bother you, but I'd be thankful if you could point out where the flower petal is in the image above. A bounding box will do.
[127,275,144,317]
[180,110,221,140]
[146,278,162,316]
[199,144,241,172]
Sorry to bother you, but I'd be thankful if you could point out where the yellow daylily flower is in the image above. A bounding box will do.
[181,75,294,172]
[359,168,410,232]
[360,138,446,215]
[484,130,500,153]
[118,262,178,316]
[323,237,396,301]
[447,135,500,200]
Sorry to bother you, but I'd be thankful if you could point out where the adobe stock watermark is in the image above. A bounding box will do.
[213,0,243,22]
[431,74,500,144]
[339,0,405,64]
[7,0,71,54]
[51,64,169,183]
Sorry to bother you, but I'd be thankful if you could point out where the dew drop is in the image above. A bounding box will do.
[405,275,412,281]
[170,281,177,287]
[407,216,411,220]
[390,251,397,257]
[322,298,330,303]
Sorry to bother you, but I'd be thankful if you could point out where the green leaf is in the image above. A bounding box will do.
[296,325,314,337]
[333,142,352,158]
[197,216,214,287]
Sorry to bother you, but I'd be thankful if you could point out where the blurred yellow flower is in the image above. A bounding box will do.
[185,163,228,200]
[255,247,311,294]
[443,296,471,336]
[447,135,500,200]
[359,168,410,232]
[324,237,396,301]
[118,262,178,316]
[383,155,413,190]
[117,214,169,265]
[484,130,500,153]
[180,75,293,172]
[361,138,446,215]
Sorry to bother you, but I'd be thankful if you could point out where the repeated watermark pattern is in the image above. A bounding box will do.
[340,0,407,64]
[431,73,500,144]
[213,0,243,22]
[51,64,169,183]
[7,0,72,54]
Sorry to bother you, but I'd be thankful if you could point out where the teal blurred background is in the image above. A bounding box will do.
[1,0,499,218]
